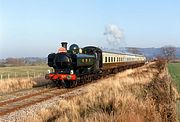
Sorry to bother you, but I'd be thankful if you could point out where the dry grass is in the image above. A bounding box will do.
[0,77,51,93]
[25,62,177,122]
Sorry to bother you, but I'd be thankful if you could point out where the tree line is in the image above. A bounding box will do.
[0,58,47,67]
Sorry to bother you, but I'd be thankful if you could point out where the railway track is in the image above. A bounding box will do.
[0,87,76,116]
[0,76,100,117]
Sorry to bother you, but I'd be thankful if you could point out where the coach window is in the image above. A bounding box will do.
[108,57,110,62]
[114,57,115,62]
[105,57,107,62]
[111,57,113,62]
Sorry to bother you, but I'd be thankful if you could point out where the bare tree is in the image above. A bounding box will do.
[161,46,176,62]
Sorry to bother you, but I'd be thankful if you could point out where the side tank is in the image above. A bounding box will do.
[83,46,102,71]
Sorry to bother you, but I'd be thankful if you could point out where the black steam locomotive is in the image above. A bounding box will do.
[45,42,146,88]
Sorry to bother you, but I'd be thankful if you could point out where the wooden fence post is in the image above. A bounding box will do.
[8,74,10,79]
[1,74,2,81]
[27,71,29,79]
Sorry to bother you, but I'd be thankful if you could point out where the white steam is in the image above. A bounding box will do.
[104,24,124,46]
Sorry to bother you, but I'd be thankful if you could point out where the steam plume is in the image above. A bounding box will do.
[104,24,123,46]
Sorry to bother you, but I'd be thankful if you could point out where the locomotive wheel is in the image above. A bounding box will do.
[74,80,78,87]
[63,80,77,88]
[80,76,85,85]
[94,74,99,80]
[54,80,62,88]
[88,75,92,82]
[84,75,88,83]
[62,80,70,88]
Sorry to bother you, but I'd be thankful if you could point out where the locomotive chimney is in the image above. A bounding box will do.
[61,42,68,50]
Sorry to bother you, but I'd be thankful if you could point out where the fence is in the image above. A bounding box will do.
[0,72,47,81]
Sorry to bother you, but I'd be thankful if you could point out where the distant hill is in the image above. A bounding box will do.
[127,47,180,59]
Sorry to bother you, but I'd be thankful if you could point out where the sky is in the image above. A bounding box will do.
[0,0,180,58]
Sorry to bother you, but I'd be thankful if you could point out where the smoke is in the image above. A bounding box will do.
[104,24,124,46]
[104,24,126,52]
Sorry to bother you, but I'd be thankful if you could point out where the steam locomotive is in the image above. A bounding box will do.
[45,42,146,88]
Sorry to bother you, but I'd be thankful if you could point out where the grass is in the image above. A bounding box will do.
[25,62,176,122]
[0,65,52,79]
[0,77,52,94]
[168,63,180,93]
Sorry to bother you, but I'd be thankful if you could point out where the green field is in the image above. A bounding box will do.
[0,65,52,79]
[168,63,180,93]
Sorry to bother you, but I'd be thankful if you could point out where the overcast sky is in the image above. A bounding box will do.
[0,0,180,58]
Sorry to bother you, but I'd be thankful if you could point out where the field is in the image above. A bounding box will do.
[0,65,52,79]
[168,63,180,93]
[0,65,53,93]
